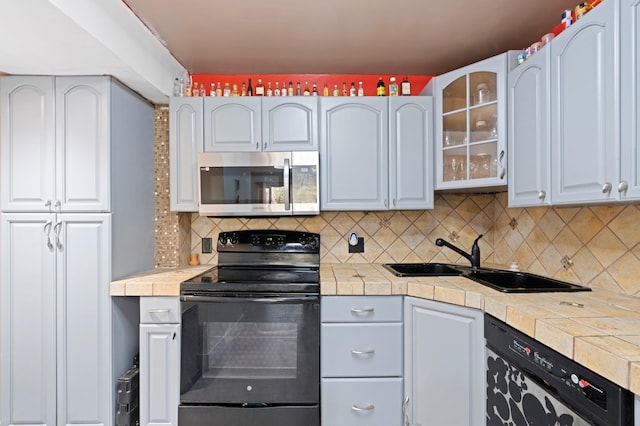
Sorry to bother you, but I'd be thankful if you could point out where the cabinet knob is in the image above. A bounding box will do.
[602,182,612,194]
[54,200,61,212]
[45,200,52,210]
[618,181,629,193]
[255,142,259,150]
[263,141,267,150]
[537,191,546,200]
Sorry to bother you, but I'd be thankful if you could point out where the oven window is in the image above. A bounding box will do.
[181,298,319,405]
[203,321,297,379]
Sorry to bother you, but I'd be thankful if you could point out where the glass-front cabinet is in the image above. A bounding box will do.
[431,53,516,190]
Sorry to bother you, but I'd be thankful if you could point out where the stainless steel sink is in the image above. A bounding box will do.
[463,269,591,293]
[382,263,463,277]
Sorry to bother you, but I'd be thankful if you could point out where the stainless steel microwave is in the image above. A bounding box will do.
[197,151,319,216]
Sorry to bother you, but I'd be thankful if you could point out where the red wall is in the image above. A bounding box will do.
[189,74,433,97]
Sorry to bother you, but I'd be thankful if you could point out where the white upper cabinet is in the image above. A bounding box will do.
[389,97,434,209]
[320,97,389,210]
[262,97,318,151]
[1,76,110,212]
[508,47,551,207]
[550,0,617,204]
[169,97,203,211]
[620,0,640,200]
[431,53,514,191]
[203,97,318,152]
[320,97,433,211]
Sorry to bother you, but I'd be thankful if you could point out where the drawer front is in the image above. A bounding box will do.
[140,297,181,324]
[321,323,402,377]
[321,296,402,322]
[321,378,402,426]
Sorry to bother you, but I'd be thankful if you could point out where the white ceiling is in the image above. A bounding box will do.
[124,0,578,76]
[0,0,578,103]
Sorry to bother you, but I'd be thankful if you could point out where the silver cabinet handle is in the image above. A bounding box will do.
[393,198,397,206]
[283,158,291,211]
[351,307,374,314]
[53,221,63,251]
[263,141,267,150]
[45,200,52,211]
[618,181,629,193]
[351,403,374,412]
[537,191,546,200]
[147,309,170,314]
[255,142,259,150]
[602,182,612,194]
[403,395,410,426]
[497,150,505,180]
[351,348,375,355]
[54,200,61,212]
[44,221,54,250]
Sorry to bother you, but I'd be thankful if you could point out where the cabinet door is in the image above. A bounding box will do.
[404,297,484,426]
[1,213,57,426]
[508,49,551,207]
[169,97,203,211]
[620,0,640,200]
[550,1,617,204]
[56,77,110,212]
[56,214,111,426]
[434,53,509,190]
[320,98,389,210]
[204,97,261,152]
[140,324,180,426]
[389,97,434,209]
[262,97,318,151]
[0,76,56,212]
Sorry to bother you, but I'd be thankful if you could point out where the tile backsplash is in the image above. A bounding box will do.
[154,109,640,297]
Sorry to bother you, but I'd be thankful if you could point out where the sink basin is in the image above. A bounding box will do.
[383,263,463,277]
[464,269,591,293]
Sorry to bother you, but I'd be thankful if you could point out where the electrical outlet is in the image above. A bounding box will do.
[202,237,212,253]
[348,237,364,253]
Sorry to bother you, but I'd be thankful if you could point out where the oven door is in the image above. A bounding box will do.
[180,293,319,405]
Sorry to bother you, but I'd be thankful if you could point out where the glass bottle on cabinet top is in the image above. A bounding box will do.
[435,52,515,189]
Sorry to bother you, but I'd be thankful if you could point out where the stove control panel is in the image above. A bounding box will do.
[217,230,320,253]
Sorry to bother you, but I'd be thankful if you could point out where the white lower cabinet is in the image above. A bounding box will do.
[321,296,403,426]
[404,297,485,426]
[139,297,181,426]
[0,213,111,426]
[321,378,403,425]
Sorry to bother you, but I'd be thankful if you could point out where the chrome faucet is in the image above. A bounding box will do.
[435,234,483,268]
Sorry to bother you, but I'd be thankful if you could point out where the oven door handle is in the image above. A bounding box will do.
[181,295,319,304]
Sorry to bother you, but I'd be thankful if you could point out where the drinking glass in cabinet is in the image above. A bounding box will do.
[443,150,467,181]
[443,112,467,146]
[469,143,498,179]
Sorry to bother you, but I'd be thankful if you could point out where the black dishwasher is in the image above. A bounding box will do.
[485,314,634,425]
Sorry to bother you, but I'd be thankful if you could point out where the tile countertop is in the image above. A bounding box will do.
[110,263,640,396]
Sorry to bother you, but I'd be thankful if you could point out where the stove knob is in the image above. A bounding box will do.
[306,236,318,249]
[218,235,227,245]
[230,235,239,245]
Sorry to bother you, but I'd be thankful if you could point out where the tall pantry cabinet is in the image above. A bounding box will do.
[0,76,155,426]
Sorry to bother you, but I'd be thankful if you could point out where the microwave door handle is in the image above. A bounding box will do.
[284,157,291,211]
